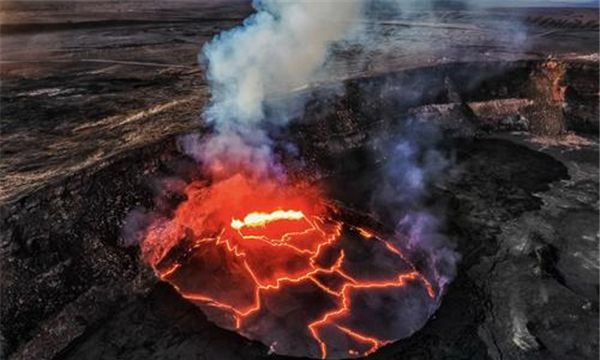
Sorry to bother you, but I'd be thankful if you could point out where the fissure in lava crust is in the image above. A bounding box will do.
[140,174,442,359]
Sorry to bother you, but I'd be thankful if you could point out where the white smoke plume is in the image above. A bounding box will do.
[187,0,366,177]
[203,0,363,126]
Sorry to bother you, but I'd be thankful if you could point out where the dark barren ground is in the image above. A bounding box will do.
[0,1,598,360]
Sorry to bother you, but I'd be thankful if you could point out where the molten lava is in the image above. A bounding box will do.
[140,174,440,359]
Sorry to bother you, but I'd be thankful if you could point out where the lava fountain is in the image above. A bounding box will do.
[139,173,443,359]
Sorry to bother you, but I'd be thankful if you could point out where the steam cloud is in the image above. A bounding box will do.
[189,0,364,178]
[372,119,458,296]
[204,1,362,125]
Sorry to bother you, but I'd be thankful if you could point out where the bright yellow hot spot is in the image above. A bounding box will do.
[231,210,305,230]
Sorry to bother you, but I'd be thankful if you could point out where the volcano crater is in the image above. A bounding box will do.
[2,59,598,360]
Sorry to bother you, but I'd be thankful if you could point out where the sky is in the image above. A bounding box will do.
[477,0,598,6]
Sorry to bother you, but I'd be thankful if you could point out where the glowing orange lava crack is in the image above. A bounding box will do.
[151,208,437,359]
[308,270,425,359]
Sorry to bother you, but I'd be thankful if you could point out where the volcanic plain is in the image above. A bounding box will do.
[1,1,598,360]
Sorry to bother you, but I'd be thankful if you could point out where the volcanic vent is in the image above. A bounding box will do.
[138,172,443,359]
[127,1,457,359]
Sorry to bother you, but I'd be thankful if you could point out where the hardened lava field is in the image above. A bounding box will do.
[1,2,597,360]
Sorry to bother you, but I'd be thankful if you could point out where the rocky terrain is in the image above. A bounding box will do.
[0,1,598,360]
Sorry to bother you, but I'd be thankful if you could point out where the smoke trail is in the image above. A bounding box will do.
[192,0,365,177]
[369,118,458,296]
